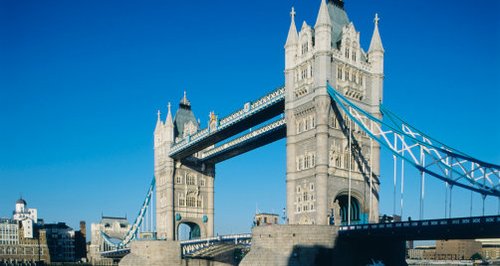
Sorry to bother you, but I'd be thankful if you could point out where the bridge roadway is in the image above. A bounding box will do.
[169,87,285,160]
[338,215,500,240]
[199,118,286,164]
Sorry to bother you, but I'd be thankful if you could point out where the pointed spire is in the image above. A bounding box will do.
[285,7,298,47]
[315,0,331,28]
[368,13,384,53]
[165,102,173,127]
[155,109,162,132]
[180,90,191,107]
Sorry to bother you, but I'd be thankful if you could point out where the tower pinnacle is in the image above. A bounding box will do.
[285,7,298,47]
[368,13,384,53]
[315,0,332,28]
[166,102,173,127]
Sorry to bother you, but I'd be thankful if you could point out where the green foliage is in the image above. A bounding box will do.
[470,252,482,260]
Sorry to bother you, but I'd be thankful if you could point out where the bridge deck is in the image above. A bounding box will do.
[338,215,500,240]
[169,87,284,160]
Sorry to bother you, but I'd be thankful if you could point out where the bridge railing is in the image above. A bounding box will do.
[169,87,285,156]
[180,233,252,257]
[200,118,286,161]
[339,215,500,231]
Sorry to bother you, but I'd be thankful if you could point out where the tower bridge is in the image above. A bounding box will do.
[93,0,500,265]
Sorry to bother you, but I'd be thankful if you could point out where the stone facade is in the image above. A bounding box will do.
[435,239,482,260]
[119,240,181,266]
[284,0,383,225]
[154,96,215,240]
[0,219,50,264]
[240,225,337,266]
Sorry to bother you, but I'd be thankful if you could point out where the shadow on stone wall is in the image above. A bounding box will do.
[286,237,407,266]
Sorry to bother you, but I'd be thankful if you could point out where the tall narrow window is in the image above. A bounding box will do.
[345,47,350,58]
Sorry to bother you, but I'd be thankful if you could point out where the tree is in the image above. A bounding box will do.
[470,252,482,260]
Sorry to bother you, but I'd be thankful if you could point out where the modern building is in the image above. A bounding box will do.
[74,221,88,261]
[44,222,76,262]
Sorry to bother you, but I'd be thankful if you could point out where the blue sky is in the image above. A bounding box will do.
[0,0,499,237]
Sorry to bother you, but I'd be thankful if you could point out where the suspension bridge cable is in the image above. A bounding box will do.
[327,83,500,197]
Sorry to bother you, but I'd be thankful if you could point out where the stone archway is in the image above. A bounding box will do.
[177,221,201,240]
[334,194,361,225]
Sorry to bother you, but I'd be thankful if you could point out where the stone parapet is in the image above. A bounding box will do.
[120,240,181,266]
[240,225,337,266]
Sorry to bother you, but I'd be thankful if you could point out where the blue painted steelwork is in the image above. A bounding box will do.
[100,177,156,252]
[200,118,286,163]
[339,215,500,240]
[180,233,252,257]
[327,83,500,197]
[169,87,285,159]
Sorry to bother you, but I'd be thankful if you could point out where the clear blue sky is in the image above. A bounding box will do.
[0,0,499,236]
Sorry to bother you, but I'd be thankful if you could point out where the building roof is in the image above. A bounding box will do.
[16,198,26,205]
[173,92,198,138]
[327,0,350,46]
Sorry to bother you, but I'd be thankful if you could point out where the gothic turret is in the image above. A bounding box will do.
[285,7,298,70]
[154,110,163,133]
[368,13,384,74]
[315,0,332,52]
[173,91,198,139]
[164,102,174,142]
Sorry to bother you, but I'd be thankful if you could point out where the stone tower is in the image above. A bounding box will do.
[285,0,383,225]
[154,93,215,240]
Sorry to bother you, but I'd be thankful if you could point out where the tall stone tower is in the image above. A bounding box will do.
[284,0,384,225]
[154,93,215,240]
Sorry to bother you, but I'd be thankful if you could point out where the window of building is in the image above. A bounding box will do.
[352,51,356,62]
[187,197,196,207]
[197,196,203,208]
[310,183,315,191]
[199,178,205,187]
[337,66,343,79]
[345,47,350,58]
[176,176,182,184]
[179,194,185,206]
[303,192,308,201]
[311,116,315,128]
[187,175,196,185]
